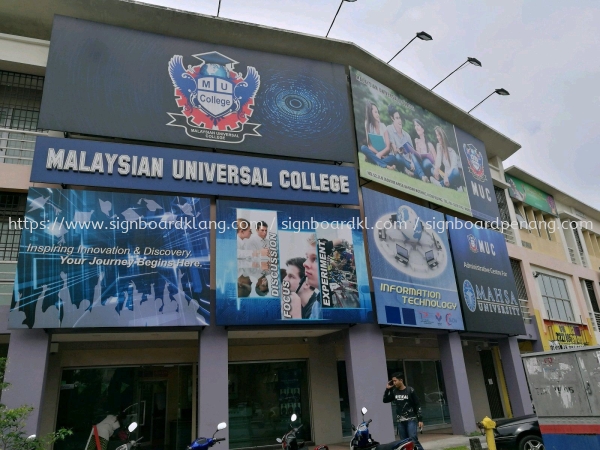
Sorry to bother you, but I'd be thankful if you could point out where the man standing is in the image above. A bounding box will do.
[383,372,424,450]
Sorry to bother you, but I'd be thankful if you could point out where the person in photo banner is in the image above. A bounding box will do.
[237,218,253,250]
[302,234,324,320]
[383,372,424,450]
[283,257,315,319]
[412,118,437,175]
[385,105,428,182]
[430,126,462,191]
[247,220,269,251]
[359,102,397,168]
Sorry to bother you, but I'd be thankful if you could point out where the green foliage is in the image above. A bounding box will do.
[0,357,72,450]
[443,446,469,450]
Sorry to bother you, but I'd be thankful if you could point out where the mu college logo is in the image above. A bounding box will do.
[167,51,261,144]
[463,143,486,182]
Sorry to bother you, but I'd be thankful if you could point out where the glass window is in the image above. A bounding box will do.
[55,365,193,450]
[538,274,575,322]
[228,361,310,449]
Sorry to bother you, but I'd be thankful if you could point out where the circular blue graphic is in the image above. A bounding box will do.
[256,70,348,152]
[463,279,477,312]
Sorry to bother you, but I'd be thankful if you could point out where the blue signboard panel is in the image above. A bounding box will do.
[10,188,210,329]
[446,216,526,335]
[31,136,359,205]
[362,188,464,330]
[215,200,373,325]
[38,16,356,162]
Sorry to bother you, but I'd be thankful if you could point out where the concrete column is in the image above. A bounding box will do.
[438,332,477,434]
[498,336,534,417]
[308,339,342,444]
[344,324,395,443]
[198,327,229,448]
[1,329,50,436]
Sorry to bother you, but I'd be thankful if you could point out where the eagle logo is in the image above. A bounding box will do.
[168,51,260,132]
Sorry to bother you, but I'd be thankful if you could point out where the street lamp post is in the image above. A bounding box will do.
[326,0,357,38]
[468,88,510,113]
[387,31,432,64]
[431,57,482,91]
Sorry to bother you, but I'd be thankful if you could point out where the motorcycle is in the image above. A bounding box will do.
[115,422,143,450]
[276,414,304,450]
[276,414,329,450]
[350,407,414,450]
[188,422,228,450]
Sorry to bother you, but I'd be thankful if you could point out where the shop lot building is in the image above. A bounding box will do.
[0,1,599,449]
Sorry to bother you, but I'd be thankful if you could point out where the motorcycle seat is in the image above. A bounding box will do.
[374,438,412,450]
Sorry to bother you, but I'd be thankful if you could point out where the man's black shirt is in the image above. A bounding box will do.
[383,386,423,422]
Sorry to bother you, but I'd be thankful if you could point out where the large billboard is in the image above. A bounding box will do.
[350,67,500,222]
[10,188,210,329]
[362,188,463,330]
[446,216,526,335]
[38,16,356,162]
[216,200,372,325]
[505,174,557,216]
[31,136,359,205]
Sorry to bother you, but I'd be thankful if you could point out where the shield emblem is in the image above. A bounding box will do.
[467,234,478,253]
[196,76,235,118]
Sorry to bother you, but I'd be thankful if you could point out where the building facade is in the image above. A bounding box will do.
[0,2,598,450]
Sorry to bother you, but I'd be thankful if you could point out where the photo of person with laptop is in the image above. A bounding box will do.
[385,105,429,182]
[359,102,397,168]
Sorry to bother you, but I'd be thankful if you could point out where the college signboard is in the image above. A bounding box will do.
[362,188,463,330]
[350,67,500,222]
[38,16,356,162]
[31,137,359,205]
[10,188,210,329]
[215,200,372,325]
[505,174,558,216]
[446,216,526,335]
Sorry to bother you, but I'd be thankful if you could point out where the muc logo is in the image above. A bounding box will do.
[463,143,486,182]
[467,234,495,256]
[167,51,261,144]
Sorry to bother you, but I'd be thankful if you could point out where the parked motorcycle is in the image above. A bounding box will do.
[115,422,143,450]
[276,414,305,450]
[350,407,414,450]
[276,414,329,450]
[188,422,228,450]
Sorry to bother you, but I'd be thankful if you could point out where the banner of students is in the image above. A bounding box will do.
[215,200,372,325]
[38,16,356,162]
[362,189,464,330]
[505,174,558,216]
[31,136,359,205]
[446,216,526,335]
[10,188,210,329]
[350,67,500,222]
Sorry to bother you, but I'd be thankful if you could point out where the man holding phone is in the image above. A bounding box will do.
[383,372,424,450]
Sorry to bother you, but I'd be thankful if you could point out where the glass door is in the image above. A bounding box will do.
[404,360,448,426]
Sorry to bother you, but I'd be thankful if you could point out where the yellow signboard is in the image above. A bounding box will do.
[549,323,589,350]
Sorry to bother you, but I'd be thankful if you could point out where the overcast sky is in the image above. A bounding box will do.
[141,0,600,210]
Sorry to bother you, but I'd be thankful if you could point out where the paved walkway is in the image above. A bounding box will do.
[326,428,487,450]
